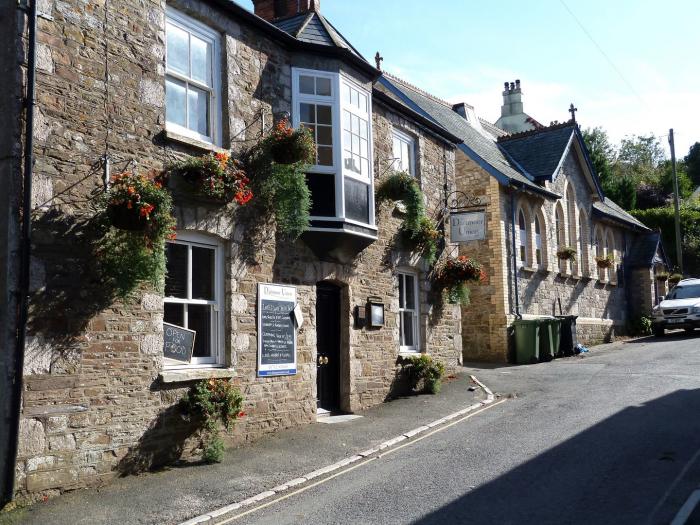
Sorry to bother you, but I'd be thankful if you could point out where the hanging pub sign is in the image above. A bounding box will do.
[450,211,486,243]
[163,323,196,363]
[257,283,298,377]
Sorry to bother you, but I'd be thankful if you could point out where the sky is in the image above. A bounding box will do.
[237,0,699,158]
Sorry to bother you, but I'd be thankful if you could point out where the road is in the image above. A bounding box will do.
[234,332,700,525]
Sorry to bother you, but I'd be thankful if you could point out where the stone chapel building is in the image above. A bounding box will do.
[0,0,467,500]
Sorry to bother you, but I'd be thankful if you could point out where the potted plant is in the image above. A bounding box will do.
[182,379,245,464]
[399,354,446,395]
[655,271,670,281]
[105,171,172,232]
[268,118,315,165]
[556,246,577,261]
[595,254,615,269]
[167,152,253,205]
[433,255,485,305]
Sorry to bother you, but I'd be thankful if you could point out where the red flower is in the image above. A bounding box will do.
[238,411,246,418]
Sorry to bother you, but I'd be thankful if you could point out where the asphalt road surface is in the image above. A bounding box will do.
[235,332,700,525]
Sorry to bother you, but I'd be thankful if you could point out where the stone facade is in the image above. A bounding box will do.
[6,0,461,499]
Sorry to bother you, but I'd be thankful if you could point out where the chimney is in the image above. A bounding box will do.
[252,0,320,21]
[500,79,523,118]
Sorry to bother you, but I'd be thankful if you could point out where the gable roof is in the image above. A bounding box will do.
[378,74,560,199]
[626,232,669,268]
[498,123,576,180]
[592,198,649,231]
[272,11,366,61]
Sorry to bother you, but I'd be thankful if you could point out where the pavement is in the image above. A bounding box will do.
[4,331,700,525]
[2,373,484,525]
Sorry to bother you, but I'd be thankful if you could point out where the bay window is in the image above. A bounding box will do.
[292,68,376,232]
[165,8,221,145]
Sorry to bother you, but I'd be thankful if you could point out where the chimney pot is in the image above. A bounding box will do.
[504,81,509,91]
[510,82,515,91]
[252,0,320,21]
[515,79,521,89]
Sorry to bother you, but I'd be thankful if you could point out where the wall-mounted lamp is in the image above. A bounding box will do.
[367,296,385,328]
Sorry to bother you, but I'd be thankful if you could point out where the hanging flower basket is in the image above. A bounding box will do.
[433,256,485,305]
[106,172,167,232]
[167,152,253,205]
[595,254,615,269]
[655,272,669,281]
[669,273,683,285]
[556,246,577,261]
[268,118,315,165]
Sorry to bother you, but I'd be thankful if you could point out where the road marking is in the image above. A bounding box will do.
[671,489,700,525]
[215,399,507,524]
[647,446,700,525]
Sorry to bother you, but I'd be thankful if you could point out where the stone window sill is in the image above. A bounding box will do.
[163,129,227,154]
[159,367,235,384]
[537,267,551,275]
[597,279,609,285]
[520,266,537,274]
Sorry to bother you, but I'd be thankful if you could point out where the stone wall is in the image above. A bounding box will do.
[12,0,461,499]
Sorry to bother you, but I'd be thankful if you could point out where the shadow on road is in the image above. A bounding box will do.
[624,330,700,345]
[413,389,700,525]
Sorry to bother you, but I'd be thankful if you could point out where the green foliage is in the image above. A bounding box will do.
[376,172,440,264]
[400,354,446,395]
[556,246,577,261]
[582,127,616,192]
[627,316,652,337]
[96,171,176,297]
[246,121,313,240]
[433,256,484,307]
[446,282,471,306]
[595,253,615,269]
[631,204,700,275]
[669,273,684,284]
[685,142,700,186]
[183,379,245,464]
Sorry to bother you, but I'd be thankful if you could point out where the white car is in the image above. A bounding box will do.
[651,278,700,337]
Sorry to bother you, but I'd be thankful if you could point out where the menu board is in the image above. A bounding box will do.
[163,323,196,363]
[257,284,297,377]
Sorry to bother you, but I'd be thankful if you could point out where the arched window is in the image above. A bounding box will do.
[595,227,606,281]
[555,203,566,247]
[566,186,578,272]
[534,215,542,267]
[606,230,616,283]
[578,209,589,276]
[518,209,528,266]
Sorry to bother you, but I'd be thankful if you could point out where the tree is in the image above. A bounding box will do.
[685,142,700,187]
[582,127,615,192]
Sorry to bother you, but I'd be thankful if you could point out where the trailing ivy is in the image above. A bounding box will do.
[245,120,314,240]
[376,171,439,264]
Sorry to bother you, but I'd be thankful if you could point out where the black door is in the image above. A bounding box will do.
[316,282,341,411]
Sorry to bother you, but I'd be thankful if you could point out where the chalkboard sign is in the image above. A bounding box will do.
[163,322,196,363]
[257,284,297,377]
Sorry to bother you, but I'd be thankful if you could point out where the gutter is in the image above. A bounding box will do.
[509,189,521,319]
[5,0,36,505]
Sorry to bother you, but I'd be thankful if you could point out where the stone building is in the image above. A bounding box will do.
[376,75,667,362]
[0,0,465,500]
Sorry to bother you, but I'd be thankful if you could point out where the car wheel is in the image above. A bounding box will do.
[653,327,665,337]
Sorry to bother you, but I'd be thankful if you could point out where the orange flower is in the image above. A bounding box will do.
[126,201,133,209]
[127,186,136,195]
[139,203,155,218]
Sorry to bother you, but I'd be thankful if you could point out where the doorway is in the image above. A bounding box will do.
[316,282,341,411]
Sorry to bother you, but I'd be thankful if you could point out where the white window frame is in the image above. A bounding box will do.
[391,128,416,177]
[397,270,420,354]
[164,231,225,369]
[534,215,542,267]
[292,68,376,227]
[518,209,528,267]
[165,7,222,146]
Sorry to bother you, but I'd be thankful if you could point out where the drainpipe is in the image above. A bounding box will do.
[5,0,37,505]
[509,188,521,319]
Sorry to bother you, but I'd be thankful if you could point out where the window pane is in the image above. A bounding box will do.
[300,103,315,124]
[342,82,351,104]
[300,75,315,94]
[352,135,360,154]
[165,243,188,298]
[187,304,212,358]
[190,35,211,86]
[343,110,351,131]
[360,138,368,158]
[359,92,368,112]
[317,105,332,125]
[192,246,214,300]
[305,173,336,217]
[317,125,333,146]
[352,89,359,108]
[344,178,369,223]
[361,159,369,177]
[402,311,414,347]
[166,23,189,76]
[318,146,333,166]
[187,85,210,136]
[166,77,187,128]
[164,302,184,327]
[405,275,416,309]
[316,77,331,96]
[359,121,368,139]
[398,275,405,308]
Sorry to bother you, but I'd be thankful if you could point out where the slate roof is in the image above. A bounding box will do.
[592,198,649,231]
[626,232,668,268]
[378,74,559,198]
[497,123,576,180]
[272,11,366,61]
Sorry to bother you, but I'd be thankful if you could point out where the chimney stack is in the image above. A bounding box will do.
[501,79,523,118]
[252,0,320,21]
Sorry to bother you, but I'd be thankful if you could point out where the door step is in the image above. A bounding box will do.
[317,413,363,424]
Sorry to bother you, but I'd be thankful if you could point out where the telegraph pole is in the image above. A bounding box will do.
[669,129,683,274]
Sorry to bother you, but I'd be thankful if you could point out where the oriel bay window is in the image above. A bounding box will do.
[165,8,221,145]
[164,233,224,367]
[292,68,377,261]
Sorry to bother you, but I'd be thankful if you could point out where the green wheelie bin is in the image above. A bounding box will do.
[513,319,544,364]
[539,317,562,361]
